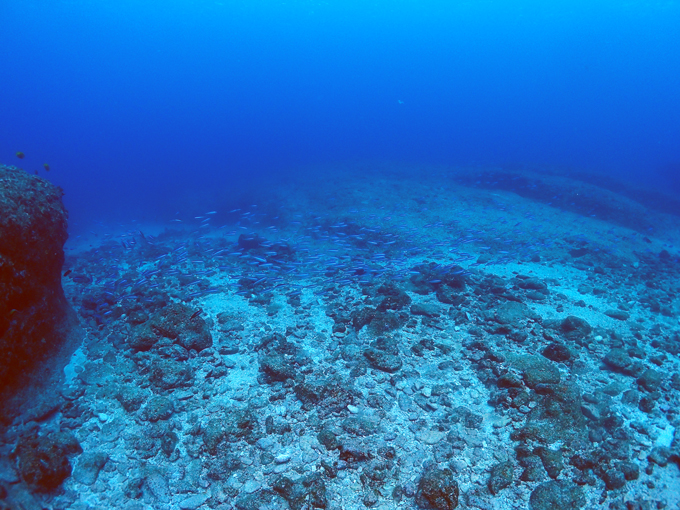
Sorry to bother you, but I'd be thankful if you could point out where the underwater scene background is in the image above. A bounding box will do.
[2,0,680,227]
[0,1,679,509]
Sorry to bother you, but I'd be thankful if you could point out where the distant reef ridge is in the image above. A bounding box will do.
[0,164,81,423]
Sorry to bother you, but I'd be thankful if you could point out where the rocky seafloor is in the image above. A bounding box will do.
[1,164,679,510]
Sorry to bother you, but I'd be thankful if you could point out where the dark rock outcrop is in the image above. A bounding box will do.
[13,431,82,492]
[415,466,459,509]
[0,165,80,421]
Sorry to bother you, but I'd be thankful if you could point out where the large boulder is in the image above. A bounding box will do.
[0,165,80,421]
[13,431,82,492]
[130,302,212,353]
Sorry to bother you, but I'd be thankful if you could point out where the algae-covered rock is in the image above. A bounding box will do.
[513,382,586,444]
[14,431,82,492]
[488,461,514,495]
[272,472,328,510]
[523,363,561,389]
[415,466,459,509]
[260,353,298,382]
[559,316,592,342]
[0,165,80,419]
[529,480,585,510]
[364,347,403,373]
[603,348,644,376]
[542,342,572,363]
[132,302,212,352]
[637,369,663,392]
[534,447,564,479]
[150,360,194,389]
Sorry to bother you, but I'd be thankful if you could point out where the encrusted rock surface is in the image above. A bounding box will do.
[0,165,80,420]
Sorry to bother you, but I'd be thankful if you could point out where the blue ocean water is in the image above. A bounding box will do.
[1,0,679,229]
